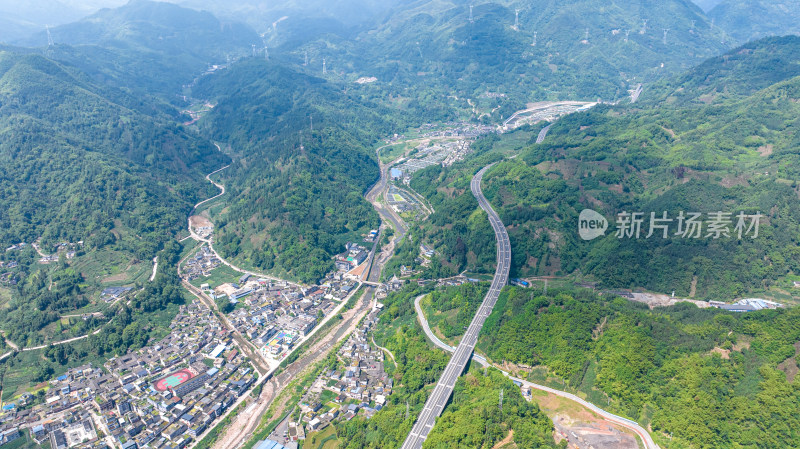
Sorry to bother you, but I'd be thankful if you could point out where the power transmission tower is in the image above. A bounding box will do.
[416,41,423,58]
[584,28,590,41]
[532,31,537,46]
[304,51,308,66]
[641,18,648,34]
[252,44,256,57]
[690,20,696,31]
[710,17,715,29]
[514,9,520,30]
[46,25,54,57]
[624,29,630,42]
[663,28,669,45]
[46,25,54,47]
[469,5,474,23]
[310,115,313,131]
[264,46,269,61]
[322,58,327,74]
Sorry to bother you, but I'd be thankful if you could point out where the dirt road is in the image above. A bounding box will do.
[212,287,374,449]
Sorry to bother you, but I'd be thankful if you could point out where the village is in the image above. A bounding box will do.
[181,241,373,369]
[263,307,391,447]
[1,299,255,449]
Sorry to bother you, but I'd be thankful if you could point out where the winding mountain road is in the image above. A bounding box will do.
[413,294,660,449]
[402,164,511,449]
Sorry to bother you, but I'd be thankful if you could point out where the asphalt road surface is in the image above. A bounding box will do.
[401,164,511,449]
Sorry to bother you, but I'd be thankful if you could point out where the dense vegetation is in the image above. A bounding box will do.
[336,283,557,448]
[191,60,416,282]
[0,51,226,252]
[0,44,223,395]
[22,0,259,99]
[413,36,800,299]
[0,242,187,399]
[472,286,800,448]
[424,369,558,449]
[287,0,728,111]
[709,0,800,43]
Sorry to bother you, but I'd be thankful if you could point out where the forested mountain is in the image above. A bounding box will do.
[0,0,127,43]
[642,36,800,106]
[0,48,227,354]
[296,0,728,104]
[709,0,800,44]
[0,50,226,250]
[176,0,406,39]
[18,0,260,97]
[412,36,800,300]
[427,284,800,448]
[190,60,409,282]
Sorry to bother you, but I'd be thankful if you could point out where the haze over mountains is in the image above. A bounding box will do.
[708,0,800,43]
[3,1,800,448]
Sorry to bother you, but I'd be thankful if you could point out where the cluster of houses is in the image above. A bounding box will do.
[374,276,406,303]
[276,307,392,443]
[101,287,134,304]
[214,270,358,361]
[5,300,256,449]
[389,123,494,184]
[0,270,16,286]
[182,246,222,282]
[182,242,369,367]
[1,247,22,286]
[710,298,784,313]
[418,121,495,139]
[36,241,82,264]
[363,229,379,243]
[333,243,371,281]
[393,139,474,182]
[4,242,27,252]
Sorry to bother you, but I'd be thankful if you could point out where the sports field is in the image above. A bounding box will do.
[153,369,194,392]
[268,332,290,347]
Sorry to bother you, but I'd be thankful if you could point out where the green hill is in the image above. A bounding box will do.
[300,0,729,104]
[0,50,227,349]
[642,36,800,106]
[21,0,260,97]
[0,51,226,249]
[429,283,800,448]
[709,0,800,44]
[410,36,800,301]
[189,59,411,282]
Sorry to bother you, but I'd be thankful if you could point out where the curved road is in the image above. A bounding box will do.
[366,154,408,241]
[413,295,660,449]
[402,164,511,449]
[186,164,303,288]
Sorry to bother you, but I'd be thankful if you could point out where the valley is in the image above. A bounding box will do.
[2,1,800,449]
